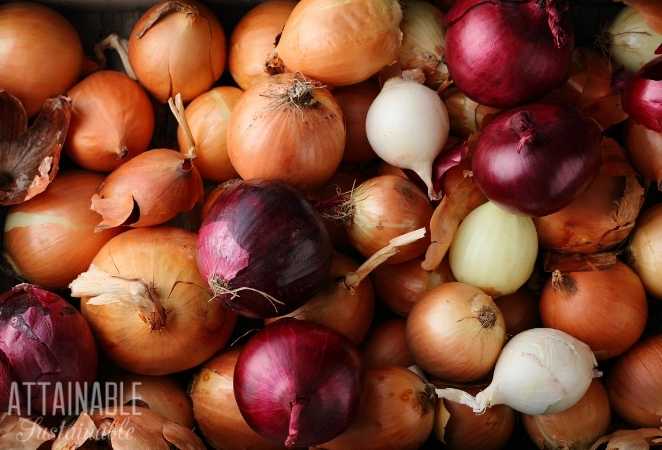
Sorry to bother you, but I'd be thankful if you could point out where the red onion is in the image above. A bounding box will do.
[0,284,97,415]
[197,180,332,318]
[445,0,574,108]
[234,319,361,448]
[472,104,602,216]
[623,56,662,132]
[0,353,14,411]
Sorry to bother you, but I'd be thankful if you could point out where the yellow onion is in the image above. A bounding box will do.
[67,70,154,172]
[363,319,414,369]
[590,428,662,450]
[3,171,119,289]
[495,289,540,336]
[443,88,500,137]
[128,0,226,103]
[0,2,83,116]
[70,227,236,375]
[334,81,380,163]
[608,6,661,72]
[627,120,662,190]
[630,204,662,299]
[276,0,403,86]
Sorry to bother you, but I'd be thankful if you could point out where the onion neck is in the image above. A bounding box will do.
[552,270,576,295]
[510,111,537,152]
[285,399,307,448]
[136,0,198,39]
[94,34,137,80]
[477,305,497,329]
[543,0,569,48]
[169,94,197,160]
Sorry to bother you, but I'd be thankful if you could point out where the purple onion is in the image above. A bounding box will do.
[623,56,662,132]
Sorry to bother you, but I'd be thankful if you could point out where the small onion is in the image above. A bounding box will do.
[334,81,379,163]
[407,282,506,382]
[443,88,500,137]
[495,289,540,336]
[66,70,154,172]
[623,56,662,132]
[608,335,662,427]
[630,204,662,299]
[128,0,226,103]
[523,380,611,450]
[3,172,119,290]
[449,201,538,297]
[627,120,662,190]
[609,6,662,72]
[363,319,414,369]
[276,0,403,86]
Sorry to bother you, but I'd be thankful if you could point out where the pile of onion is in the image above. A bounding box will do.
[627,120,662,190]
[363,320,414,369]
[334,81,380,163]
[608,6,662,72]
[623,56,662,132]
[70,227,236,375]
[629,204,662,299]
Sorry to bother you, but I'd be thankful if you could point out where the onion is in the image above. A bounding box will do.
[3,171,119,289]
[0,354,13,412]
[535,138,645,254]
[436,328,600,415]
[444,0,573,108]
[449,201,538,297]
[495,289,540,336]
[443,88,500,137]
[334,81,380,163]
[276,0,402,86]
[590,428,662,450]
[366,77,450,199]
[198,180,332,319]
[70,227,236,375]
[608,335,662,427]
[627,120,662,190]
[630,204,662,299]
[523,380,611,450]
[363,319,414,369]
[190,349,282,450]
[0,2,82,116]
[128,0,226,103]
[608,6,662,72]
[623,56,662,132]
[229,0,296,90]
[66,70,154,172]
[0,284,97,415]
[235,319,361,448]
[373,257,454,317]
[177,87,241,182]
[200,179,241,221]
[472,104,602,216]
[314,366,435,450]
[227,73,345,190]
[0,415,54,449]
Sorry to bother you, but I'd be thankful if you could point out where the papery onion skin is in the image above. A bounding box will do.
[363,319,414,369]
[407,282,506,382]
[627,120,662,190]
[178,87,242,182]
[472,104,602,216]
[227,73,345,190]
[443,88,500,137]
[3,172,119,290]
[276,0,403,86]
[198,180,332,319]
[66,70,154,172]
[334,81,379,163]
[234,319,361,448]
[523,379,610,450]
[128,0,226,103]
[608,335,662,427]
[229,0,296,90]
[609,6,662,72]
[629,204,662,299]
[0,2,83,116]
[201,179,241,221]
[444,0,573,108]
[495,289,540,336]
[623,56,662,132]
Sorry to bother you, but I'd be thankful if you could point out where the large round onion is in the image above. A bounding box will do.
[627,120,662,190]
[623,56,662,132]
[0,2,83,116]
[629,204,662,299]
[472,104,602,216]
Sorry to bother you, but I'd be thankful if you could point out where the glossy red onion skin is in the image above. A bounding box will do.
[0,284,98,414]
[472,104,602,216]
[198,181,332,319]
[623,56,662,132]
[0,353,14,411]
[234,319,361,448]
[445,0,574,108]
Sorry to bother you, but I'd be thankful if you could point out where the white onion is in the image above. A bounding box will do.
[609,7,661,72]
[449,201,538,297]
[366,77,449,199]
[437,328,600,415]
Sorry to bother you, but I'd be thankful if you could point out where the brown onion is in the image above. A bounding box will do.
[540,262,648,360]
[608,335,662,427]
[443,88,500,137]
[314,367,435,450]
[70,227,236,375]
[523,379,611,450]
[495,288,540,336]
[128,0,226,103]
[407,282,506,382]
[630,204,662,299]
[229,0,295,89]
[227,73,345,190]
[334,81,380,163]
[0,2,82,116]
[3,171,119,289]
[627,120,662,190]
[67,70,154,172]
[363,319,414,369]
[590,428,662,450]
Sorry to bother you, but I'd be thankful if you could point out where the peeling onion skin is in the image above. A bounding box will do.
[363,319,414,369]
[629,204,662,300]
[623,56,662,132]
[627,120,662,190]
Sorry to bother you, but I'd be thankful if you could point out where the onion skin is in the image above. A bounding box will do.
[629,204,662,299]
[608,335,662,427]
[445,0,573,108]
[201,179,241,221]
[229,0,295,90]
[190,349,283,450]
[234,319,362,448]
[523,380,610,450]
[540,262,648,360]
[495,289,540,336]
[443,88,500,137]
[472,104,602,216]
[627,120,662,190]
[128,0,226,103]
[609,6,662,73]
[276,0,403,86]
[363,319,414,369]
[177,87,241,182]
[623,56,662,132]
[0,2,83,116]
[3,171,119,289]
[334,81,379,163]
[66,70,154,172]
